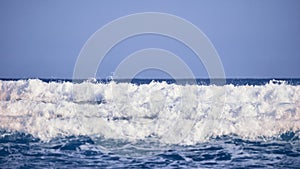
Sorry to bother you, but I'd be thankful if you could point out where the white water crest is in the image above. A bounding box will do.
[0,79,299,145]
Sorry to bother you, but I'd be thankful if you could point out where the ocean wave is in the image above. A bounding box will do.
[0,79,299,145]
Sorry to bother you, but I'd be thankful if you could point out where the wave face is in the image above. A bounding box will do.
[0,79,299,145]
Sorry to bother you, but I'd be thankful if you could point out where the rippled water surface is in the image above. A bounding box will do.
[1,131,299,168]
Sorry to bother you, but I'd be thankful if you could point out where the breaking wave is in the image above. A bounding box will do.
[0,79,299,145]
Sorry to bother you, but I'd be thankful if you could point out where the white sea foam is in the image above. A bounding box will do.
[0,79,299,145]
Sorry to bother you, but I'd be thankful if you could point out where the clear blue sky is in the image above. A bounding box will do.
[1,0,300,79]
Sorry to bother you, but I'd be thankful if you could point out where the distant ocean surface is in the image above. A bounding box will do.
[0,78,299,168]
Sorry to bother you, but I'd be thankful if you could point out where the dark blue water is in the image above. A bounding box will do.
[3,78,300,85]
[0,79,300,168]
[1,131,299,168]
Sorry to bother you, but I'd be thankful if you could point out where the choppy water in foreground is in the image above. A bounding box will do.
[0,79,299,168]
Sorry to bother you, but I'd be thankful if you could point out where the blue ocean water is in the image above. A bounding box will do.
[0,79,299,168]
